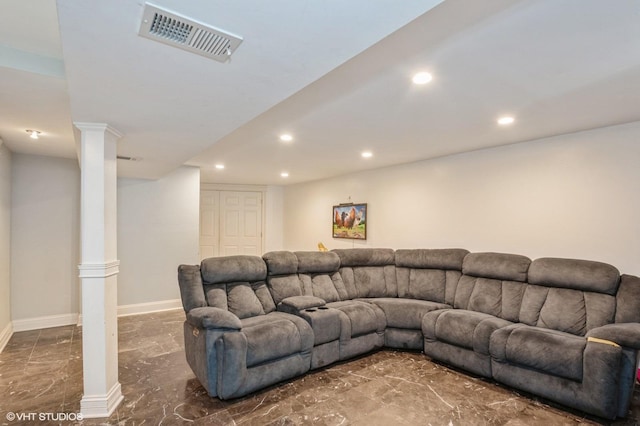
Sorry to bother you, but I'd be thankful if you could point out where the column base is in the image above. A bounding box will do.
[80,381,124,419]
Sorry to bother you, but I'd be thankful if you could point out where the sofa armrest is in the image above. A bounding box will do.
[277,296,326,315]
[187,307,242,330]
[586,323,640,349]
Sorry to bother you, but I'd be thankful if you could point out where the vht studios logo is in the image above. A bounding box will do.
[5,412,84,422]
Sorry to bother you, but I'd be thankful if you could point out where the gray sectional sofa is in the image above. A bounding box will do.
[177,248,640,419]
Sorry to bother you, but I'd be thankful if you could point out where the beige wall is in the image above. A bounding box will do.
[0,143,11,334]
[10,154,80,321]
[118,166,200,306]
[283,121,640,276]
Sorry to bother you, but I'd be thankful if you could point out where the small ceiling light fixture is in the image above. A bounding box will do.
[26,130,41,139]
[412,71,433,85]
[215,164,225,170]
[279,134,293,142]
[280,172,289,178]
[497,116,515,125]
[361,151,373,158]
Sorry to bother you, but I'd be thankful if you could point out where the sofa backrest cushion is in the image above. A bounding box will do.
[204,283,228,310]
[519,257,620,336]
[227,283,265,319]
[528,257,620,295]
[395,249,468,304]
[333,248,395,267]
[296,251,340,273]
[198,255,275,317]
[395,248,469,270]
[263,251,298,275]
[519,285,615,336]
[201,255,267,284]
[455,252,531,322]
[334,248,397,299]
[263,251,303,305]
[463,252,531,282]
[295,251,348,303]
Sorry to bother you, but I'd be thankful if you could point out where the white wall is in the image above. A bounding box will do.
[118,166,200,306]
[0,142,11,337]
[283,121,640,276]
[11,154,80,321]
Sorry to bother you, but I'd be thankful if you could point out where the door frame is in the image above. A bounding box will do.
[200,183,267,257]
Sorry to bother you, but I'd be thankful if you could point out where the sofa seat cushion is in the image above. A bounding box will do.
[491,325,586,382]
[326,300,385,338]
[423,309,512,355]
[369,298,449,329]
[241,313,312,367]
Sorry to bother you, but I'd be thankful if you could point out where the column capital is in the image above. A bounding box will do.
[74,122,123,139]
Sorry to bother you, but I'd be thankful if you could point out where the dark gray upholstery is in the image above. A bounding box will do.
[395,248,469,270]
[178,249,640,419]
[295,251,340,273]
[332,248,394,266]
[334,248,397,299]
[277,295,325,313]
[201,255,267,284]
[491,338,623,419]
[178,265,207,312]
[263,250,298,275]
[177,255,312,400]
[528,257,620,294]
[463,252,531,282]
[186,307,242,330]
[263,251,304,305]
[492,325,586,381]
[615,274,640,323]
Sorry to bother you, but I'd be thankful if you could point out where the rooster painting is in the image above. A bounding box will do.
[332,203,367,239]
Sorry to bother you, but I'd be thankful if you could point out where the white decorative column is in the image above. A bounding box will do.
[75,122,123,418]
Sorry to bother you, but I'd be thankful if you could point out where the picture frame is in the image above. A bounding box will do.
[332,203,367,240]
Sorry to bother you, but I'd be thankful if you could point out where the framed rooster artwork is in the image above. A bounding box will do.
[332,203,367,240]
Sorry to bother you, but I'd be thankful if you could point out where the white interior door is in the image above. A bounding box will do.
[219,191,263,256]
[199,190,220,260]
[200,190,263,259]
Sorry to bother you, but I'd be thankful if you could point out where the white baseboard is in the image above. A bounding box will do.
[5,299,183,342]
[0,321,13,353]
[117,298,182,317]
[81,382,124,418]
[76,298,183,326]
[12,313,79,333]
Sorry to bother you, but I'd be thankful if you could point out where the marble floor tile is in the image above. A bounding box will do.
[0,309,637,425]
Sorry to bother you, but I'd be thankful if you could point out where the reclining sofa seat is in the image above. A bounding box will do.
[263,250,386,365]
[490,257,640,419]
[377,248,469,349]
[422,252,532,378]
[177,255,313,399]
[263,250,342,369]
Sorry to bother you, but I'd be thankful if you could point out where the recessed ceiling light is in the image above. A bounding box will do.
[279,134,293,142]
[361,151,373,158]
[497,116,515,125]
[412,72,432,85]
[280,172,289,178]
[26,130,41,139]
[215,164,225,170]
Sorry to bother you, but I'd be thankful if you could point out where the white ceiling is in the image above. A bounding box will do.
[1,0,639,185]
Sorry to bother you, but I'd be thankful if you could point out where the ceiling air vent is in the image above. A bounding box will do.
[139,3,242,63]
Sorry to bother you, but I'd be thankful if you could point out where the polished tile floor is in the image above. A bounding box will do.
[0,310,638,425]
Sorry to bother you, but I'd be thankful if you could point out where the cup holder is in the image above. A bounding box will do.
[305,308,317,312]
[318,306,329,310]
